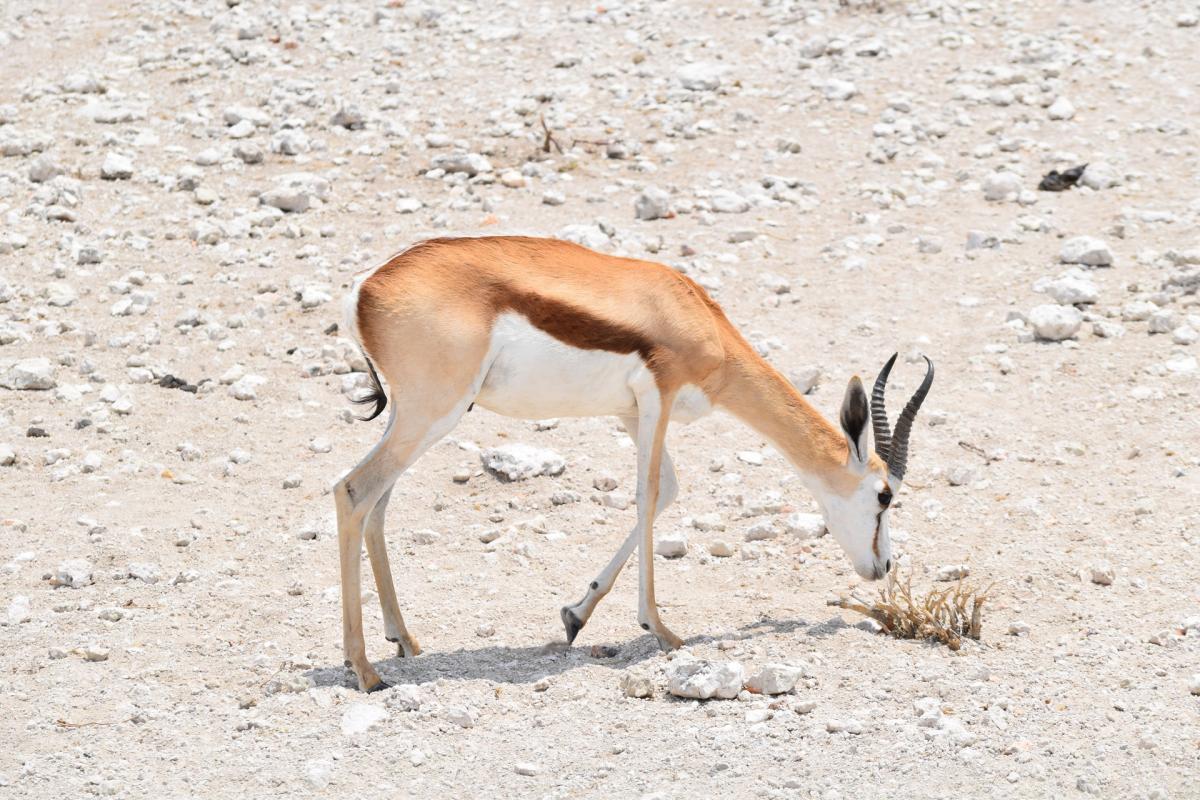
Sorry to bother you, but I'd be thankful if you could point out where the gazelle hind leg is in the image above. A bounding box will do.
[336,441,406,693]
[561,415,678,644]
[362,488,420,658]
[336,358,491,691]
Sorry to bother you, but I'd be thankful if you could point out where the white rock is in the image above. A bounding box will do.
[1090,562,1115,586]
[100,152,133,180]
[917,237,943,254]
[224,106,270,127]
[229,375,266,401]
[934,564,970,581]
[677,62,724,91]
[62,72,105,93]
[304,760,333,789]
[0,444,14,466]
[127,563,160,584]
[655,534,688,558]
[270,129,310,155]
[6,595,31,625]
[691,512,725,532]
[1060,236,1113,267]
[1189,675,1200,696]
[1092,320,1126,339]
[710,189,750,214]
[1080,163,1119,190]
[556,224,610,249]
[51,559,93,588]
[480,444,565,481]
[385,684,426,712]
[331,104,366,129]
[620,672,654,698]
[1036,274,1098,305]
[789,366,821,394]
[745,708,773,723]
[784,512,825,539]
[825,718,864,734]
[1028,304,1082,341]
[635,186,673,221]
[341,703,388,735]
[300,285,332,309]
[1172,326,1198,345]
[430,152,492,176]
[938,716,977,747]
[1,358,56,390]
[966,231,999,250]
[260,173,331,213]
[708,541,735,558]
[816,78,857,101]
[1047,97,1075,120]
[1121,301,1157,322]
[395,197,423,214]
[444,706,476,728]
[667,659,744,700]
[745,663,807,695]
[83,645,110,662]
[983,172,1022,202]
[736,450,764,466]
[514,763,541,777]
[28,154,62,183]
[593,474,619,492]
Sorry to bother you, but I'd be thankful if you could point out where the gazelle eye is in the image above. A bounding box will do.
[878,490,892,508]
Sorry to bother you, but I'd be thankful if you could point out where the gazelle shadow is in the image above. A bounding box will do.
[304,614,849,689]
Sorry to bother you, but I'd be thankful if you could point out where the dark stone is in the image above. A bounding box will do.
[1038,163,1087,192]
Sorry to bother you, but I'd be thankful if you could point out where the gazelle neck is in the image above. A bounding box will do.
[715,348,850,492]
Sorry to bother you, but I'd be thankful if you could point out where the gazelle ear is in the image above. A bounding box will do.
[840,376,870,470]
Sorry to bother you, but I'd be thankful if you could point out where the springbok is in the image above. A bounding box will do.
[336,236,933,692]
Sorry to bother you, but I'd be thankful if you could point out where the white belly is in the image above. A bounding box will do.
[476,313,643,419]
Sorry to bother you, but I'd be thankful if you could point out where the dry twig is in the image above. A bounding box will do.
[539,115,563,154]
[836,571,993,650]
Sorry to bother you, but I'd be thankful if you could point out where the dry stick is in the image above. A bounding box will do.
[958,441,991,461]
[539,115,563,154]
[56,717,131,728]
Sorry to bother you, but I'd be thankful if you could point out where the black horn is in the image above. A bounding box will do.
[871,353,898,463]
[886,355,934,485]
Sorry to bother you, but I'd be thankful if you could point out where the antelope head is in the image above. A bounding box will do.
[820,353,934,581]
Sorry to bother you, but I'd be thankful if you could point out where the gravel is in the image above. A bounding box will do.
[1,1,1197,797]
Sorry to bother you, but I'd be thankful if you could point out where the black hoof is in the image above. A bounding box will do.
[366,680,391,694]
[561,606,585,644]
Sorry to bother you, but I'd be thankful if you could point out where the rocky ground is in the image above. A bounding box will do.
[2,0,1199,797]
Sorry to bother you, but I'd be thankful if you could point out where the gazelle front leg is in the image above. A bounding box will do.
[634,390,683,651]
[560,415,678,644]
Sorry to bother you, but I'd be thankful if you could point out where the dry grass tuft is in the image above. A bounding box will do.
[836,571,993,650]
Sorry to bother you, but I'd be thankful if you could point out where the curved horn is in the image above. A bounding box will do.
[887,355,934,486]
[871,353,898,463]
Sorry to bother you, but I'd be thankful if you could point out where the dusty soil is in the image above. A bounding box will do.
[1,0,1198,797]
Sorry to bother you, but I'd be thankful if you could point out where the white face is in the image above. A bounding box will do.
[819,471,893,581]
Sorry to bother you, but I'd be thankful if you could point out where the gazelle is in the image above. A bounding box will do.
[335,236,933,692]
